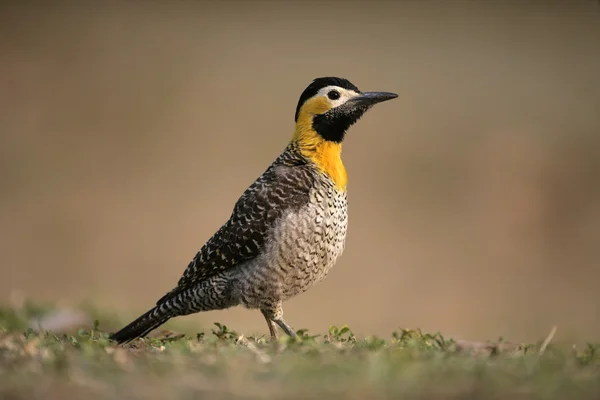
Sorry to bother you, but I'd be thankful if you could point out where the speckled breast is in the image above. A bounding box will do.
[272,173,348,300]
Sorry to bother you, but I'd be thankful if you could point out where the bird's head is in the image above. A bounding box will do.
[293,77,398,144]
[290,77,396,191]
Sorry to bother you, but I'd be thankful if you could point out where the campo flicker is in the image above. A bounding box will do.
[110,77,397,343]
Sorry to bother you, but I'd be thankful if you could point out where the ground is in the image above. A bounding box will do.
[1,304,599,399]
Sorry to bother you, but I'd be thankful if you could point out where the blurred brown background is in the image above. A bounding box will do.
[1,1,599,343]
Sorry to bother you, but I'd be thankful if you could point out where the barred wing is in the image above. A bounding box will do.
[156,160,314,305]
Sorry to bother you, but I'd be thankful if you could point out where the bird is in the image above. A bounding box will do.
[109,77,397,343]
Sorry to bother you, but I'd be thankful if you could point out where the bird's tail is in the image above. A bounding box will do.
[110,306,173,344]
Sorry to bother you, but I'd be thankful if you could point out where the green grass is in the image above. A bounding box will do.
[1,305,599,399]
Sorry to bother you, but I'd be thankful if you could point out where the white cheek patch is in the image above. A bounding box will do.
[315,86,360,108]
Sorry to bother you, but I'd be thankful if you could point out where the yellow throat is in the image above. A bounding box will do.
[292,97,347,192]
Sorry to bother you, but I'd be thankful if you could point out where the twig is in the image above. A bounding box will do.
[525,325,557,374]
[538,325,557,357]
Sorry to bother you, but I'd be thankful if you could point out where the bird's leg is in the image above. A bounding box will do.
[273,317,297,338]
[260,309,279,339]
[262,302,297,338]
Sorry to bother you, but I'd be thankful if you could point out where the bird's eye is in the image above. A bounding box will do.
[327,90,341,100]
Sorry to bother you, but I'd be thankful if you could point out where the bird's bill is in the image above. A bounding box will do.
[350,91,398,107]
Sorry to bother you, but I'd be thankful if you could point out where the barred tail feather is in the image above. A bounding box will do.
[110,306,172,344]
